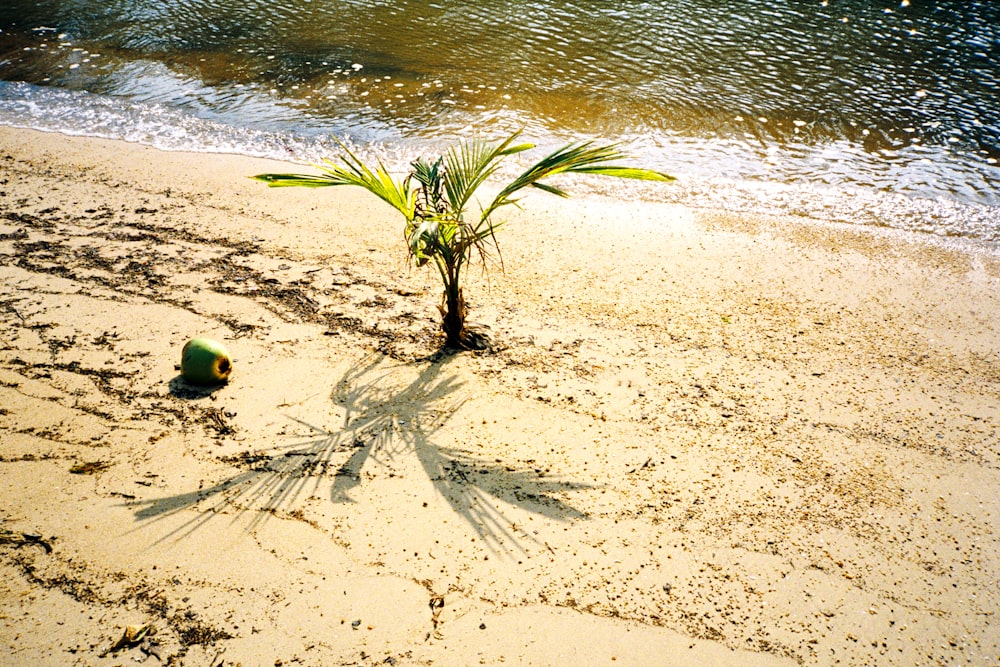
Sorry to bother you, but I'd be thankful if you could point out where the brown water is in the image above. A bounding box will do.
[2,0,999,242]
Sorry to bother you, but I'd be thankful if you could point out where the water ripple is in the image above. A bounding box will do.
[1,0,998,242]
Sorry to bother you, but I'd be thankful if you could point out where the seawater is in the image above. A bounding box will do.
[1,0,998,244]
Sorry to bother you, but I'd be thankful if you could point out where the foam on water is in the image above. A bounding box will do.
[2,78,999,248]
[3,0,999,247]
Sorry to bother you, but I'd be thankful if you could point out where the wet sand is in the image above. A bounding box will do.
[1,126,998,666]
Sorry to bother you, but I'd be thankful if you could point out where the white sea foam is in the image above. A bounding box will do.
[1,80,998,248]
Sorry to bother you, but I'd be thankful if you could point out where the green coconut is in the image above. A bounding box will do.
[181,337,232,385]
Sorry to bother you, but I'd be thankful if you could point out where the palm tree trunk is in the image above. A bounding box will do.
[441,284,466,349]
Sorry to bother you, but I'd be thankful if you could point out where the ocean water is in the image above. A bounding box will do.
[1,0,999,244]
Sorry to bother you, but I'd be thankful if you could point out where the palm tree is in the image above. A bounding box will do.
[254,131,673,349]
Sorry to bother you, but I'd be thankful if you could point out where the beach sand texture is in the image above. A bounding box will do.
[1,127,999,666]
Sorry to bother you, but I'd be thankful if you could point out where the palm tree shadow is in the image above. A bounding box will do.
[128,352,595,552]
[332,353,595,551]
[125,418,361,544]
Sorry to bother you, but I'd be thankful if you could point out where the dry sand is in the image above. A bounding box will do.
[1,126,999,666]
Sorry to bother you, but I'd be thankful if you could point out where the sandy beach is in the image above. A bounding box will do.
[1,126,999,666]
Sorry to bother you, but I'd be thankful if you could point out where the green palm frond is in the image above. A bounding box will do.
[528,181,571,198]
[254,145,416,221]
[443,132,534,215]
[253,173,340,187]
[405,217,439,266]
[411,156,442,191]
[479,140,674,224]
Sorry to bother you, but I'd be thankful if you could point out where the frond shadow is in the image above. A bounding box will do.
[124,418,361,544]
[128,352,595,552]
[331,353,595,552]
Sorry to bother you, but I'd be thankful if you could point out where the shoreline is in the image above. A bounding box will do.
[3,112,999,248]
[1,126,998,666]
